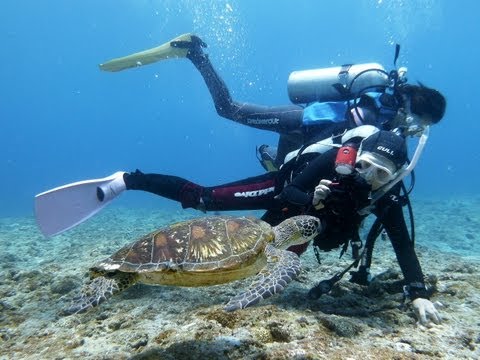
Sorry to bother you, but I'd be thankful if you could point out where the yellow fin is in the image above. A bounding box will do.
[99,33,194,72]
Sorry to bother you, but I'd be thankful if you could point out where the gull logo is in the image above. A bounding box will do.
[234,187,275,198]
[377,146,394,155]
[389,194,399,203]
[247,118,280,125]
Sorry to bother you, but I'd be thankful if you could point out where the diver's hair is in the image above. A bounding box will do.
[399,83,446,123]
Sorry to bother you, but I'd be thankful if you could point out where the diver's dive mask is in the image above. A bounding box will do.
[358,126,430,213]
[355,152,397,187]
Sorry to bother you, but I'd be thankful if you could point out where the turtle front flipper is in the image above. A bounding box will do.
[224,245,301,312]
[64,273,135,315]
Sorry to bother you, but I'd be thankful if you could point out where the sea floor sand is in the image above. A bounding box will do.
[1,198,479,359]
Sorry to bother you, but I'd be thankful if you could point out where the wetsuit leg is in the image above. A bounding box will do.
[124,170,282,212]
[206,172,281,211]
[124,170,203,210]
[187,47,304,135]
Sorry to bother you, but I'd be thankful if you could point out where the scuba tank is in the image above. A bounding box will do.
[287,63,389,104]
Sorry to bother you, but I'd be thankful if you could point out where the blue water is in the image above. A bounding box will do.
[1,0,478,218]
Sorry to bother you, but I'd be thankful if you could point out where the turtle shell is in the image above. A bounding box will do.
[93,216,274,286]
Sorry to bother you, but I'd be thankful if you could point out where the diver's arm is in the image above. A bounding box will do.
[377,192,443,325]
[376,191,428,299]
[276,150,338,206]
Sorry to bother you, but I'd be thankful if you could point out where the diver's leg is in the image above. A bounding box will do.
[181,37,235,117]
[178,37,304,134]
[124,170,281,212]
[124,170,205,210]
[203,172,281,211]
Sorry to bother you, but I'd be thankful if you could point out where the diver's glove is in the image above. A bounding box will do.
[312,179,332,210]
[171,35,207,62]
[412,298,442,326]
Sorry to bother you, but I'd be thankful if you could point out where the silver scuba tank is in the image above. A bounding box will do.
[287,63,389,104]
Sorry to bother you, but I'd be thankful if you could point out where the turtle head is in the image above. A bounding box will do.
[273,215,321,249]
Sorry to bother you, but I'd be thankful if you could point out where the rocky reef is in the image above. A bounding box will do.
[1,200,479,359]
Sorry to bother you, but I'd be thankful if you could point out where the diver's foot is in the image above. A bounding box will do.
[257,144,278,172]
[96,171,127,202]
[171,35,207,61]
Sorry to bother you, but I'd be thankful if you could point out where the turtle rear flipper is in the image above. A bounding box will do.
[224,245,301,312]
[64,276,121,315]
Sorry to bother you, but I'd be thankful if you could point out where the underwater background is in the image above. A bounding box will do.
[1,0,479,217]
[1,1,480,359]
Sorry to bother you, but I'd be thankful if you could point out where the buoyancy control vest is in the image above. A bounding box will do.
[282,125,380,165]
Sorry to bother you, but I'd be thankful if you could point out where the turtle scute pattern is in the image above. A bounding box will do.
[98,216,274,273]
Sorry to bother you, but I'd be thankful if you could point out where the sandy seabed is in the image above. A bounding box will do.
[1,197,479,359]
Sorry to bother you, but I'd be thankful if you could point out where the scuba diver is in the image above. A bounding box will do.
[35,127,442,326]
[96,33,446,171]
[34,34,446,326]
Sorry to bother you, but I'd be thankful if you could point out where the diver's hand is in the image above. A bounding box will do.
[312,179,332,210]
[412,298,442,326]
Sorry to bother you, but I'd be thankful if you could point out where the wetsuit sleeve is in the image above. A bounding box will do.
[188,52,304,134]
[375,189,429,300]
[276,149,338,206]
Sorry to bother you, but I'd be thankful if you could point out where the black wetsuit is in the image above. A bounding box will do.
[124,147,428,300]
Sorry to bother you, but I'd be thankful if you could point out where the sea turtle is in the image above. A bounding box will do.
[65,215,320,314]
